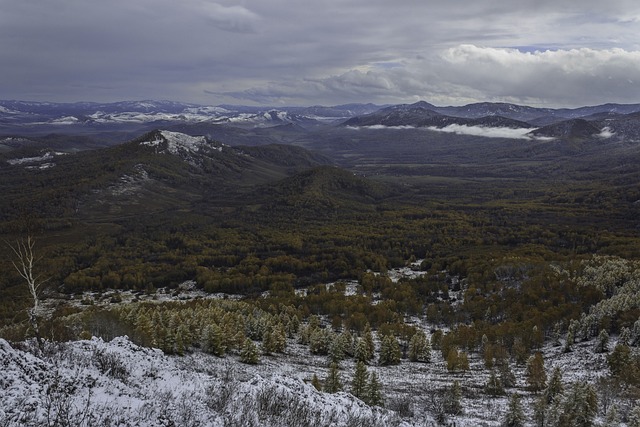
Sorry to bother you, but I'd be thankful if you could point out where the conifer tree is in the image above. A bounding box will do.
[502,394,525,427]
[556,381,597,427]
[408,330,431,363]
[629,405,640,427]
[351,360,368,400]
[324,362,342,393]
[201,323,226,357]
[363,323,375,361]
[379,334,401,366]
[619,327,631,346]
[311,373,322,391]
[444,380,462,415]
[499,361,516,388]
[563,329,574,353]
[354,338,370,363]
[485,369,505,396]
[544,366,563,404]
[366,372,383,407]
[526,352,547,393]
[240,338,260,364]
[594,329,609,353]
[552,321,563,347]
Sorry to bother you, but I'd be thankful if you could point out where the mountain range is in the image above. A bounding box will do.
[3,99,640,143]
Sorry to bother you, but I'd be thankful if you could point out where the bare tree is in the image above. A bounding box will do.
[8,235,46,350]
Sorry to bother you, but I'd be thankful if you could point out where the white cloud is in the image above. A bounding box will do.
[426,124,535,139]
[200,2,260,33]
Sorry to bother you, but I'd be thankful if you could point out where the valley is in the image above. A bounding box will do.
[1,100,640,426]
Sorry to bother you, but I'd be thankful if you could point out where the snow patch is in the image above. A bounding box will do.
[6,151,64,166]
[597,126,615,139]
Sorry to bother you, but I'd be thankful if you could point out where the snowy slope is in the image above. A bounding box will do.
[0,337,404,427]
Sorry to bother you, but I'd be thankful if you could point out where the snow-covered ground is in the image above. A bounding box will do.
[1,330,632,427]
[0,336,404,427]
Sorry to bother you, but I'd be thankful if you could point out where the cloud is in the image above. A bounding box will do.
[1,1,640,105]
[200,2,261,33]
[426,124,535,139]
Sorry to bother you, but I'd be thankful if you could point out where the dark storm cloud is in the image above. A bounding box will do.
[1,0,639,106]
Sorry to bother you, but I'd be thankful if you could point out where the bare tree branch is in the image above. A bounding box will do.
[7,235,46,351]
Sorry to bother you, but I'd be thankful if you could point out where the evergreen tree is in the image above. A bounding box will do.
[366,372,383,407]
[629,405,640,427]
[552,321,563,347]
[502,394,525,427]
[408,330,431,363]
[544,366,563,404]
[631,318,640,346]
[363,323,375,361]
[354,338,370,363]
[351,360,368,400]
[556,381,597,427]
[201,323,226,357]
[329,332,348,362]
[619,327,631,346]
[324,362,342,393]
[311,373,322,391]
[446,348,469,372]
[485,369,505,396]
[499,361,516,388]
[379,334,401,366]
[594,329,609,353]
[444,380,463,415]
[310,327,332,355]
[563,329,574,353]
[240,338,260,364]
[526,352,547,393]
[607,344,631,378]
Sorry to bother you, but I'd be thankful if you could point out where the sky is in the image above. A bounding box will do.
[1,0,640,108]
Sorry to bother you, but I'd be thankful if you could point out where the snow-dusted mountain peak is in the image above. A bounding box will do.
[140,130,216,155]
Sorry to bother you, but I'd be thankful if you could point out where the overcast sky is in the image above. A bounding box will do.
[2,0,640,107]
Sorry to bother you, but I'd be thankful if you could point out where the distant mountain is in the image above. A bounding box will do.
[0,130,333,222]
[342,101,533,129]
[0,101,388,138]
[529,119,603,140]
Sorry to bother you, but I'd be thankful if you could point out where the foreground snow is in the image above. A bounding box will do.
[0,337,404,427]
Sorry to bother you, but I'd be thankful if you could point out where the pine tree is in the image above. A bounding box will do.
[552,321,562,347]
[446,348,469,372]
[631,318,640,346]
[502,394,525,427]
[629,405,640,427]
[485,369,505,396]
[563,329,574,353]
[619,327,631,346]
[594,329,609,353]
[499,361,516,388]
[444,380,462,415]
[311,373,322,391]
[324,362,342,393]
[366,372,383,407]
[556,381,597,427]
[351,360,368,400]
[408,330,431,363]
[526,352,547,393]
[379,334,401,366]
[544,366,563,404]
[329,334,346,362]
[363,323,375,361]
[354,338,370,363]
[240,338,259,364]
[201,323,226,357]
